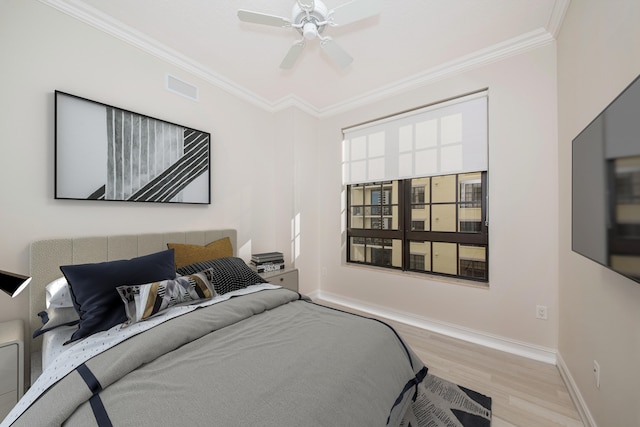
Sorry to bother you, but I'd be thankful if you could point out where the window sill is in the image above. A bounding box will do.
[341,262,490,290]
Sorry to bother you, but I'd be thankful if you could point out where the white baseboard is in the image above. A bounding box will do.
[556,353,598,427]
[308,289,557,365]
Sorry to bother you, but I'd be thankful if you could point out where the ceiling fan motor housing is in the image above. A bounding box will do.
[292,0,329,38]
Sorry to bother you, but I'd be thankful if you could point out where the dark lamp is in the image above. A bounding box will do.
[0,269,32,298]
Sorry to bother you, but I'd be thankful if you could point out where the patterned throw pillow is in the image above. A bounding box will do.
[117,269,216,325]
[176,257,266,295]
[168,237,233,268]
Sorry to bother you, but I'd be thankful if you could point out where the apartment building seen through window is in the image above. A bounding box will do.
[342,91,489,283]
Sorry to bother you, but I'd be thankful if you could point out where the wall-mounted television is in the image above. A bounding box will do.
[572,75,640,284]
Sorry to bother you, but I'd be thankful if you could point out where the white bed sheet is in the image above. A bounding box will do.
[41,324,76,371]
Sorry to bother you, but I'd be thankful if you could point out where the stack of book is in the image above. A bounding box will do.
[251,252,285,273]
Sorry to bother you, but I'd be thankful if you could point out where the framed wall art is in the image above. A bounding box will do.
[55,91,211,204]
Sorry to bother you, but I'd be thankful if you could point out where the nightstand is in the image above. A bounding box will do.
[260,268,299,292]
[0,320,24,419]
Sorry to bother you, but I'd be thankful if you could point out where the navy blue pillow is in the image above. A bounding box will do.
[60,249,176,343]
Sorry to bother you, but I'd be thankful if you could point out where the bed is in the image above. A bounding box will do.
[1,230,427,427]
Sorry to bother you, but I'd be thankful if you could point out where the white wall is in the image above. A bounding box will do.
[315,43,560,351]
[273,107,320,295]
[557,0,640,425]
[0,1,297,326]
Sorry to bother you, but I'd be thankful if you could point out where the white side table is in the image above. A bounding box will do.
[0,320,24,419]
[259,268,299,292]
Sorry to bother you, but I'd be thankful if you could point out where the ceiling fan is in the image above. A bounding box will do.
[237,0,383,69]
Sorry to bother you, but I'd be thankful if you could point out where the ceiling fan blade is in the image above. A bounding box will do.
[320,37,353,68]
[237,10,291,27]
[280,40,306,69]
[330,0,383,26]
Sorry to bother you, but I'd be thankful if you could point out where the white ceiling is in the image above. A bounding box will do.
[42,0,568,116]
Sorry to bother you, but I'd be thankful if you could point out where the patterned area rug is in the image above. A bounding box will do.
[401,374,492,427]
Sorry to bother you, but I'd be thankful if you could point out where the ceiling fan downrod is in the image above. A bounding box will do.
[297,0,315,13]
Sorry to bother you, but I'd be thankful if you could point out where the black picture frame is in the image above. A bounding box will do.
[55,91,211,205]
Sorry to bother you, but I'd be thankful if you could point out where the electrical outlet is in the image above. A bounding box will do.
[593,360,600,388]
[536,305,548,320]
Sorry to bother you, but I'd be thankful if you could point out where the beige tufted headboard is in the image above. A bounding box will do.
[28,229,237,352]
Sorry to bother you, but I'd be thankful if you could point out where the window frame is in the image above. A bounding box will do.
[346,171,489,283]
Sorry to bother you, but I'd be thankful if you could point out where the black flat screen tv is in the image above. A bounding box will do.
[572,75,640,284]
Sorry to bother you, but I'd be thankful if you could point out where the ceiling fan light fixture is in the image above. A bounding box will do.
[302,22,318,40]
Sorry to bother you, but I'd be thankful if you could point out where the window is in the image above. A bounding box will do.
[412,186,425,204]
[410,253,425,270]
[343,91,488,283]
[411,220,425,231]
[347,172,488,282]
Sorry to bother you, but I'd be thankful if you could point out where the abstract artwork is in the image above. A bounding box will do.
[55,91,210,204]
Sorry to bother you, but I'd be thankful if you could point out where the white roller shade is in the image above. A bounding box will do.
[342,91,488,185]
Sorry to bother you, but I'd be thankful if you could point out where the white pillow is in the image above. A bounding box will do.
[46,277,74,309]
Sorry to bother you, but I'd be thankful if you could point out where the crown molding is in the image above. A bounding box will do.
[40,0,565,119]
[269,94,322,117]
[39,0,277,113]
[313,27,555,118]
[548,0,571,39]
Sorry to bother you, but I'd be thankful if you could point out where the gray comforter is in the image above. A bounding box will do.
[11,289,426,426]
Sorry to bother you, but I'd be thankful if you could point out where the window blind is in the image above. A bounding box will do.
[342,91,488,185]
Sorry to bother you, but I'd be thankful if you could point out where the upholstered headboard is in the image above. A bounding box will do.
[28,229,237,351]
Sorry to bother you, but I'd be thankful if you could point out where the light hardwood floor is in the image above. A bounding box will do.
[316,299,584,427]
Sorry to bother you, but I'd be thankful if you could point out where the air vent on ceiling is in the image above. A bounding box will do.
[166,74,199,101]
